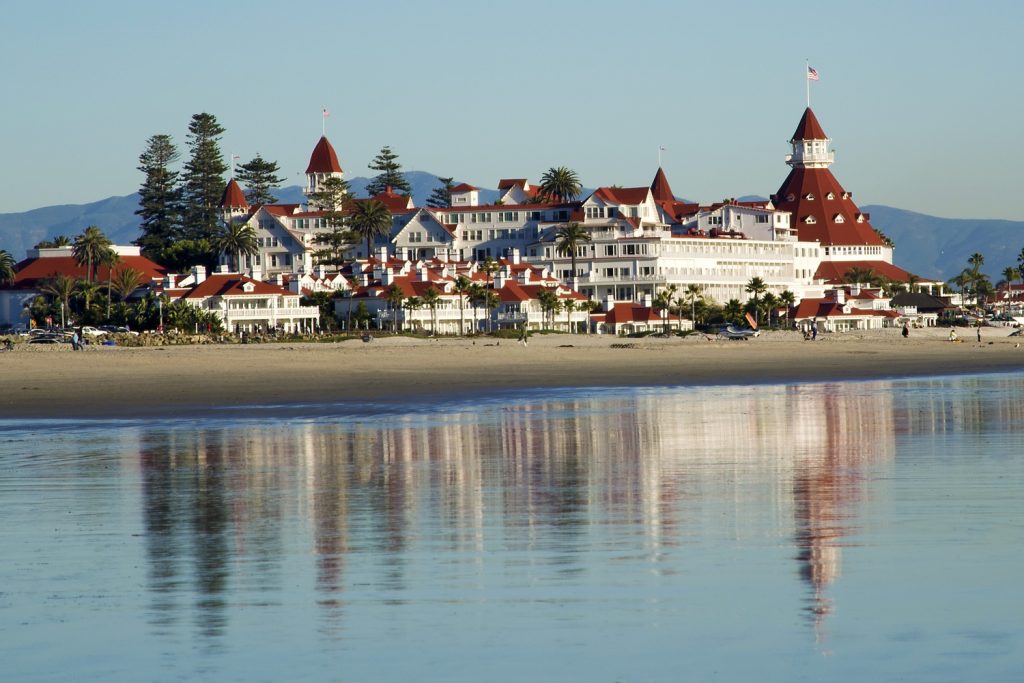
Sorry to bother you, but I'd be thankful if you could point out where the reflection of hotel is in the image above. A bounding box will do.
[134,383,911,642]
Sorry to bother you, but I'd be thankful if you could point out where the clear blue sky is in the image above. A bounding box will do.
[4,0,1023,219]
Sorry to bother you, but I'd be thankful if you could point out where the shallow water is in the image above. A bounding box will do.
[2,373,1023,682]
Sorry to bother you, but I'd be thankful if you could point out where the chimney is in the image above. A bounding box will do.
[832,288,846,304]
[274,273,285,287]
[396,246,408,261]
[510,248,521,264]
[519,268,531,285]
[382,268,395,285]
[217,264,230,274]
[494,271,506,289]
[314,264,327,279]
[850,283,861,297]
[164,273,177,289]
[251,266,262,282]
[191,265,207,284]
[604,294,616,312]
[437,250,448,263]
[418,266,430,282]
[642,293,652,308]
[377,245,389,262]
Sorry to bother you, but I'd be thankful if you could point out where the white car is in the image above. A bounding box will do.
[79,326,105,338]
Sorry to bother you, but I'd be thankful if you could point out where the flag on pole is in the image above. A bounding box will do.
[322,107,330,118]
[807,66,819,81]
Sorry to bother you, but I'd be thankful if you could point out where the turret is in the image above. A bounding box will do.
[785,108,835,169]
[304,136,345,200]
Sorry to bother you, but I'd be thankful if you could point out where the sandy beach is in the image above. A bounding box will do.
[2,327,1022,419]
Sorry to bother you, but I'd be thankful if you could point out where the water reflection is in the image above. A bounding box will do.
[123,374,1024,652]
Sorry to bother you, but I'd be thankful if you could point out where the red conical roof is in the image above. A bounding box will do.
[791,107,828,141]
[650,167,674,204]
[773,167,882,247]
[306,136,343,174]
[220,178,249,209]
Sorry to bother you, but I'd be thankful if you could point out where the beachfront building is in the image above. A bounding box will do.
[336,251,589,333]
[0,245,166,328]
[791,287,900,333]
[161,266,321,333]
[590,298,690,336]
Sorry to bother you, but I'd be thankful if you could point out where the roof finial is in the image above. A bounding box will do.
[658,145,665,168]
[322,106,330,137]
[230,154,240,178]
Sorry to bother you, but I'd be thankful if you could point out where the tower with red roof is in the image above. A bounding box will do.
[219,178,250,224]
[304,135,345,201]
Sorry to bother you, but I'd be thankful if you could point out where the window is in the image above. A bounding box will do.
[804,193,815,200]
[756,215,769,224]
[604,245,617,256]
[270,255,278,267]
[804,216,817,224]
[826,192,835,200]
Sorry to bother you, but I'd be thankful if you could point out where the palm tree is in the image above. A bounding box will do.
[843,266,879,287]
[779,290,797,328]
[0,249,16,285]
[481,257,499,289]
[683,284,704,324]
[554,222,591,287]
[563,298,576,333]
[76,279,103,322]
[723,298,744,325]
[453,275,472,335]
[539,166,582,203]
[654,285,677,335]
[216,221,258,272]
[98,247,120,320]
[41,275,78,327]
[579,299,598,334]
[385,284,405,332]
[422,286,441,335]
[761,292,780,328]
[745,277,768,325]
[537,289,560,330]
[906,274,920,294]
[468,283,485,333]
[72,226,112,283]
[1002,266,1020,314]
[404,296,423,333]
[110,267,143,303]
[350,199,392,258]
[483,290,500,333]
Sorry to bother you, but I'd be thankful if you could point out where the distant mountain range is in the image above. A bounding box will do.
[2,174,1021,281]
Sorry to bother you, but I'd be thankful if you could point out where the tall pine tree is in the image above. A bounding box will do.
[135,134,182,259]
[426,176,454,209]
[236,154,286,206]
[181,113,228,242]
[366,145,411,196]
[309,176,354,270]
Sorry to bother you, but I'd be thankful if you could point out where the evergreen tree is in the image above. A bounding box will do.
[310,176,354,269]
[135,134,183,258]
[181,113,228,242]
[426,176,454,209]
[366,145,411,196]
[236,154,286,206]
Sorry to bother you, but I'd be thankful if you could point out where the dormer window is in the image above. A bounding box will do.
[242,282,255,293]
[786,193,796,202]
[842,192,851,200]
[833,214,845,223]
[804,193,815,200]
[826,192,835,200]
[804,216,817,224]
[856,214,865,223]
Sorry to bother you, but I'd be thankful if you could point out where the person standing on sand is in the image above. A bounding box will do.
[71,331,80,351]
[519,325,529,346]
[811,321,818,341]
[902,322,909,338]
[977,326,982,343]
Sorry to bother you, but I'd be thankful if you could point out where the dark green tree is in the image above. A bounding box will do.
[181,113,228,242]
[366,145,411,196]
[310,176,354,270]
[34,235,73,249]
[135,134,183,258]
[236,154,286,206]
[554,222,591,286]
[539,166,582,203]
[426,176,454,209]
[72,226,113,283]
[350,199,393,258]
[0,249,16,285]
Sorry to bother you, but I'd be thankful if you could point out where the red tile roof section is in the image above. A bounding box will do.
[305,136,343,174]
[181,274,294,300]
[772,167,883,246]
[450,183,479,192]
[812,259,919,284]
[594,187,650,205]
[12,254,166,290]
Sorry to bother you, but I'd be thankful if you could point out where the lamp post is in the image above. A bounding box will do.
[158,298,163,332]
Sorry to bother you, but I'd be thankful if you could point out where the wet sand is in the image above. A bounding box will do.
[2,328,1022,419]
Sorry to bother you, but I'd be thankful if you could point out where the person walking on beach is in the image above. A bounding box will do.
[902,322,910,338]
[811,321,818,341]
[71,331,80,351]
[519,325,529,346]
[977,326,982,343]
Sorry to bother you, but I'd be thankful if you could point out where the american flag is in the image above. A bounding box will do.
[322,107,330,118]
[807,66,819,81]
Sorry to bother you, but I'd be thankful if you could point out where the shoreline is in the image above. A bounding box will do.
[2,328,1022,420]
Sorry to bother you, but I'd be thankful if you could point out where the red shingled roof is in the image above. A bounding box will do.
[220,178,249,209]
[603,302,679,324]
[792,298,900,320]
[11,252,166,290]
[791,107,828,141]
[593,187,650,205]
[773,167,883,247]
[450,183,479,192]
[306,136,343,174]
[498,178,527,190]
[813,260,919,284]
[650,167,675,204]
[181,274,293,300]
[373,188,414,212]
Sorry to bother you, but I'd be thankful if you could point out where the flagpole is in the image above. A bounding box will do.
[658,145,663,168]
[805,59,810,108]
[322,106,327,136]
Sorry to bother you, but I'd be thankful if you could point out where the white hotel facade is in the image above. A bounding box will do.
[218,106,932,308]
